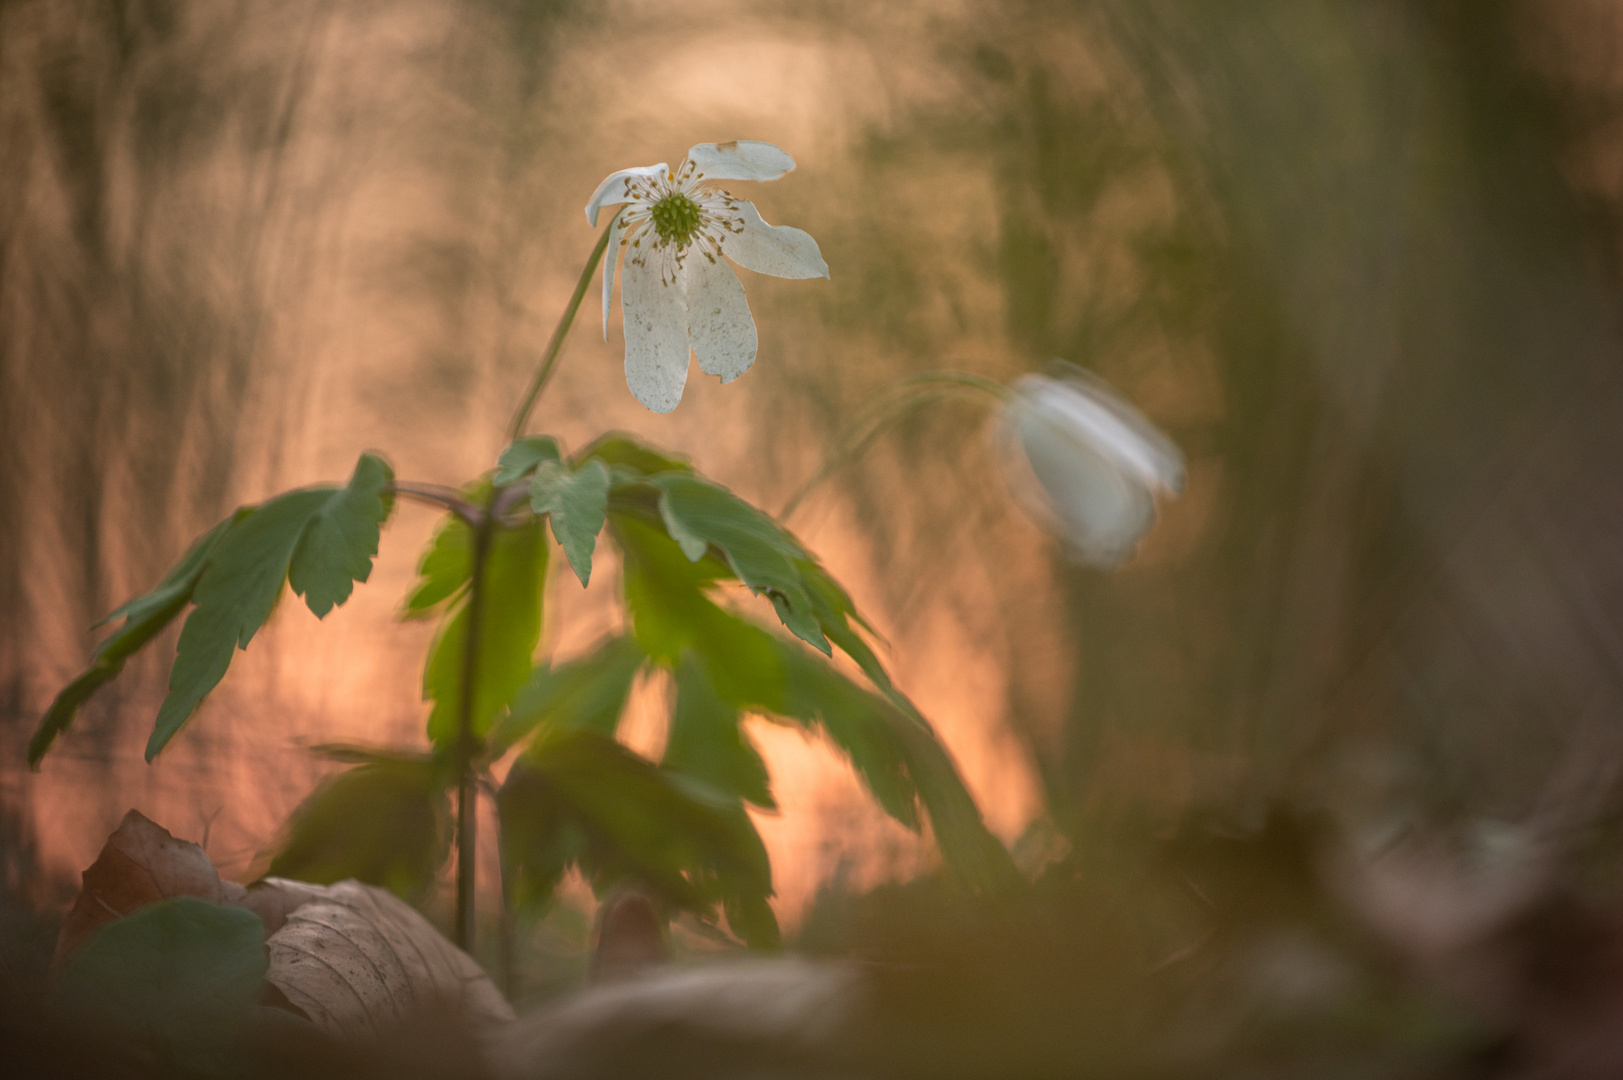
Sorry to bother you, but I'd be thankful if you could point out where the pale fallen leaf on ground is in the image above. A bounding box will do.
[264,878,515,1042]
[54,809,248,966]
[242,876,328,935]
[489,958,859,1080]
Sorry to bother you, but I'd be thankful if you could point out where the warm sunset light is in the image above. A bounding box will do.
[7,2,1623,1077]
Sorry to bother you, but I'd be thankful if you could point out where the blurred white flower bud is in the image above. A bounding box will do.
[998,365,1185,569]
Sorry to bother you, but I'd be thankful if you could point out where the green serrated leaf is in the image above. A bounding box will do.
[29,512,245,767]
[531,459,611,586]
[573,432,694,477]
[881,696,1019,894]
[775,641,919,829]
[51,897,267,1072]
[94,513,243,631]
[288,452,395,619]
[148,487,339,760]
[403,512,474,616]
[799,558,891,687]
[650,474,829,654]
[493,634,643,755]
[30,670,121,770]
[493,759,580,914]
[665,656,775,809]
[497,729,771,928]
[774,639,1017,891]
[615,515,783,708]
[267,761,451,900]
[494,436,562,486]
[424,520,547,746]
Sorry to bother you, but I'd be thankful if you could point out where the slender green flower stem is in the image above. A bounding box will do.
[778,371,1012,522]
[506,208,623,443]
[453,491,497,952]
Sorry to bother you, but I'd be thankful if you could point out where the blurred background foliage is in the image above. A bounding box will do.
[8,0,1623,1073]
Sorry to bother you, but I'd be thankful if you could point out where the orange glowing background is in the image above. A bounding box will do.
[3,0,1194,927]
[10,0,1623,971]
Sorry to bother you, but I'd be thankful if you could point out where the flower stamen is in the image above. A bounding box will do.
[617,165,745,285]
[650,193,704,246]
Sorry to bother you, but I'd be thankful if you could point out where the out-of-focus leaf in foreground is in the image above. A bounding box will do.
[51,897,267,1073]
[402,511,474,616]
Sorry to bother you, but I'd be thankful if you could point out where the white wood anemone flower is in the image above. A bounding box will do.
[998,364,1185,569]
[587,140,829,413]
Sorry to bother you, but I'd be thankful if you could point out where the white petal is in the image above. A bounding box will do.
[601,213,625,340]
[1000,402,1157,569]
[585,163,667,226]
[1016,370,1185,494]
[685,140,795,182]
[723,201,829,280]
[620,254,690,413]
[686,257,758,384]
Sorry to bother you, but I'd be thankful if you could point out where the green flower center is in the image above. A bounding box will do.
[650,193,704,247]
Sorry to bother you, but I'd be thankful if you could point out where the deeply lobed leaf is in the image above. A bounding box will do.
[651,473,829,653]
[573,432,694,478]
[288,453,395,618]
[531,458,611,586]
[403,511,474,616]
[493,435,562,486]
[147,453,397,760]
[615,515,783,709]
[665,656,775,809]
[493,633,644,755]
[149,488,334,760]
[28,513,244,766]
[497,729,774,943]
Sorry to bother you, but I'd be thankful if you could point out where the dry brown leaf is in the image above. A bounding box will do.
[54,809,248,966]
[263,879,514,1043]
